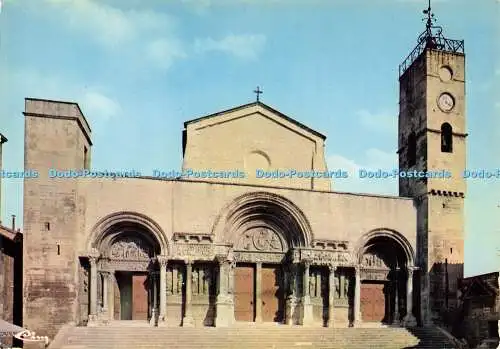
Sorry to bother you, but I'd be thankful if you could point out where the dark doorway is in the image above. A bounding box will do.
[116,272,149,320]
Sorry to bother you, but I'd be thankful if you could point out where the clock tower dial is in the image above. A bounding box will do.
[438,92,455,112]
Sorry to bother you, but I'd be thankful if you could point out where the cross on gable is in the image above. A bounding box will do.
[253,86,263,102]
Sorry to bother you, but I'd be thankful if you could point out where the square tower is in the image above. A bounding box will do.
[23,98,92,338]
[398,5,466,325]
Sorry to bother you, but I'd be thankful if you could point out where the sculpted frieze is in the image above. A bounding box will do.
[233,251,286,263]
[109,237,152,260]
[105,260,151,271]
[172,244,214,260]
[300,249,351,266]
[361,269,390,281]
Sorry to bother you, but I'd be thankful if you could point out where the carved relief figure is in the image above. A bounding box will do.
[166,268,173,295]
[237,228,284,252]
[82,268,89,293]
[110,237,151,260]
[335,275,340,298]
[362,252,388,269]
[344,277,349,297]
[192,268,199,295]
[177,268,183,293]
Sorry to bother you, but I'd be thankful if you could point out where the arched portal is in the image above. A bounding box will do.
[213,192,312,325]
[83,212,167,325]
[355,230,417,326]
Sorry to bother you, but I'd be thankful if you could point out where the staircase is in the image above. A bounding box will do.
[49,325,460,349]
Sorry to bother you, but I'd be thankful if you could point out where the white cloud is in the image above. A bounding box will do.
[41,0,185,71]
[82,92,121,120]
[146,39,187,71]
[6,68,120,124]
[195,34,267,60]
[181,0,212,14]
[327,148,399,195]
[357,109,397,133]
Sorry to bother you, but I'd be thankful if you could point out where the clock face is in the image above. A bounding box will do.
[438,93,455,112]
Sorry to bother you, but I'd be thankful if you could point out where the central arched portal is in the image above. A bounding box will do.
[233,226,288,323]
[218,192,313,325]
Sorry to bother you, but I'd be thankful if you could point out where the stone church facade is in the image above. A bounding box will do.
[21,23,467,342]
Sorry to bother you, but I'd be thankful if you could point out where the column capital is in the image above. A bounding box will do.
[157,255,169,267]
[302,259,312,268]
[183,258,194,265]
[88,248,100,264]
[328,264,337,272]
[354,264,361,274]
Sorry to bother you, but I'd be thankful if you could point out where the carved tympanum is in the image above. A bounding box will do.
[237,228,284,252]
[110,237,152,260]
[362,251,389,269]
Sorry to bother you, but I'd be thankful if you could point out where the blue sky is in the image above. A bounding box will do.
[0,0,498,276]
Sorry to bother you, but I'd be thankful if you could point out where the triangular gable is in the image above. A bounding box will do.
[184,101,326,141]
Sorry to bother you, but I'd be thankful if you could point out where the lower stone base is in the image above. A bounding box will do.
[285,296,300,325]
[403,314,417,327]
[301,297,314,326]
[215,301,235,327]
[182,315,194,327]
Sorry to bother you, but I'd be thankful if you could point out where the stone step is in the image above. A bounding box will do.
[50,326,459,349]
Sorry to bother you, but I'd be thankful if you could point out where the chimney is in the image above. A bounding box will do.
[11,214,15,231]
[0,133,7,221]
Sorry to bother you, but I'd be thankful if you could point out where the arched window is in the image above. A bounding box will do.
[407,132,416,167]
[441,123,453,153]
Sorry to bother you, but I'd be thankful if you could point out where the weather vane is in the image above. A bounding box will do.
[419,0,443,49]
[423,0,434,31]
[253,86,263,102]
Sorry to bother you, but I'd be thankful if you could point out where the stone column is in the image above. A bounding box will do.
[215,258,235,327]
[403,266,417,326]
[255,262,262,323]
[328,265,337,327]
[149,273,158,326]
[393,271,400,325]
[285,263,299,325]
[301,260,314,326]
[158,256,168,326]
[88,250,99,325]
[182,259,194,327]
[101,271,109,320]
[352,265,361,327]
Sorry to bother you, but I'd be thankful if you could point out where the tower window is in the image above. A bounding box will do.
[407,132,416,167]
[441,123,453,153]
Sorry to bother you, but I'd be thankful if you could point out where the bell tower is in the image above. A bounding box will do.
[398,1,466,324]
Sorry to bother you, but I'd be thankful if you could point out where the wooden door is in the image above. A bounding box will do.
[132,274,148,320]
[119,273,132,320]
[360,282,386,322]
[261,265,281,322]
[234,265,254,321]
